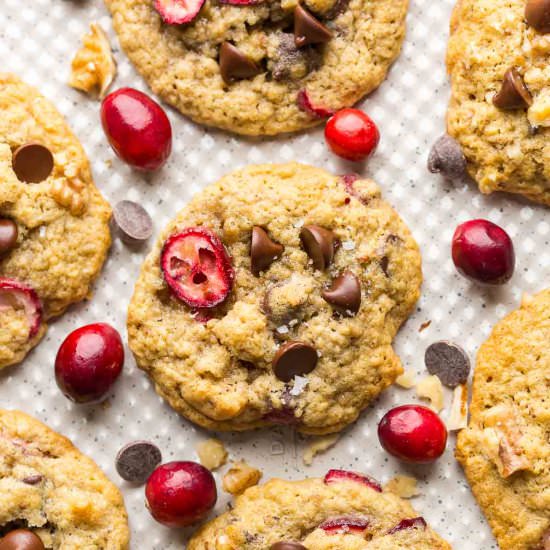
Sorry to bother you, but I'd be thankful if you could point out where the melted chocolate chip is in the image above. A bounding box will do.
[272,341,318,382]
[0,219,18,257]
[116,441,162,484]
[427,134,467,179]
[493,68,533,110]
[0,529,45,550]
[525,0,550,33]
[424,340,470,388]
[294,5,332,47]
[270,543,307,550]
[250,226,284,276]
[12,143,54,184]
[300,225,335,270]
[321,271,361,315]
[271,33,320,81]
[219,42,261,84]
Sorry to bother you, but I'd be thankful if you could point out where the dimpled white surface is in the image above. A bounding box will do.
[0,0,544,548]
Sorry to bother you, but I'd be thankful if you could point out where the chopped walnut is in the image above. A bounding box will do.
[197,438,228,471]
[395,369,416,389]
[528,87,550,128]
[384,475,420,499]
[50,176,87,215]
[446,384,468,431]
[70,23,116,99]
[222,461,262,495]
[302,434,339,466]
[416,375,444,412]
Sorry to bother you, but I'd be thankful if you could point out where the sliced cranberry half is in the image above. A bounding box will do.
[323,469,382,492]
[154,0,206,24]
[161,227,234,309]
[319,516,369,535]
[297,90,336,119]
[387,517,427,534]
[0,277,42,339]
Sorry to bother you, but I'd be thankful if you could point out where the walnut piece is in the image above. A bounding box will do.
[446,383,468,431]
[196,438,228,471]
[416,375,444,412]
[302,434,339,466]
[528,88,550,128]
[395,369,416,389]
[222,461,262,495]
[384,475,420,499]
[69,23,116,99]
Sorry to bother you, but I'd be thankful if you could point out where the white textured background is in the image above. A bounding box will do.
[1,0,546,547]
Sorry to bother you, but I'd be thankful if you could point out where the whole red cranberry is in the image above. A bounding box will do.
[325,109,380,162]
[55,323,124,403]
[452,219,515,285]
[145,461,217,527]
[101,88,172,171]
[378,405,447,464]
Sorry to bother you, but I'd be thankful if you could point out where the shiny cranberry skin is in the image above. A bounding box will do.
[452,219,515,285]
[145,461,217,527]
[325,109,380,162]
[55,323,124,403]
[101,88,172,171]
[378,405,447,464]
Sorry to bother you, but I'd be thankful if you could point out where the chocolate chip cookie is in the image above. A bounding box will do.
[446,0,550,204]
[188,469,450,549]
[104,0,408,135]
[127,163,422,434]
[0,74,111,370]
[456,289,550,550]
[0,409,129,549]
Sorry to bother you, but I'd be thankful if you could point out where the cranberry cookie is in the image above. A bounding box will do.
[188,469,450,549]
[127,163,422,434]
[0,74,111,369]
[104,0,408,135]
[446,0,549,204]
[0,409,129,549]
[456,290,550,550]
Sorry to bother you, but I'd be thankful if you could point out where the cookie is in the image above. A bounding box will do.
[104,0,408,135]
[188,470,450,549]
[127,163,422,434]
[0,74,111,370]
[446,0,549,204]
[0,409,129,549]
[456,290,550,550]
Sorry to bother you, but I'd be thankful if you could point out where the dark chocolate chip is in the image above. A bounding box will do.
[272,341,318,382]
[0,219,18,257]
[0,529,45,550]
[493,67,533,110]
[525,0,550,33]
[219,42,261,84]
[250,226,284,276]
[427,134,467,179]
[424,340,470,388]
[321,270,361,315]
[12,143,54,184]
[270,33,320,81]
[294,5,332,47]
[270,543,307,550]
[113,200,153,244]
[300,225,335,270]
[21,474,43,485]
[115,440,162,483]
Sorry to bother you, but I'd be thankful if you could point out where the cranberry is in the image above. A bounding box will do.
[452,219,515,285]
[55,323,124,403]
[319,516,369,535]
[323,469,382,492]
[0,277,42,339]
[145,461,217,527]
[297,90,335,119]
[325,109,380,162]
[377,405,447,464]
[154,0,206,24]
[101,88,172,171]
[387,517,427,534]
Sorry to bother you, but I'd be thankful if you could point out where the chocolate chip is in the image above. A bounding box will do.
[12,143,54,184]
[294,5,332,47]
[270,33,320,81]
[0,219,18,257]
[525,0,550,33]
[272,341,318,382]
[113,200,153,245]
[21,474,43,485]
[250,226,284,276]
[493,67,533,110]
[321,271,361,315]
[115,440,162,484]
[300,225,335,270]
[219,42,261,84]
[424,341,470,388]
[427,134,467,179]
[270,543,307,550]
[0,529,45,550]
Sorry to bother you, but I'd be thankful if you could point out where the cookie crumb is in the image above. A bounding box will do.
[197,439,228,471]
[418,320,432,332]
[222,461,262,495]
[302,434,340,466]
[446,383,468,431]
[395,369,416,389]
[384,475,420,498]
[416,375,444,412]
